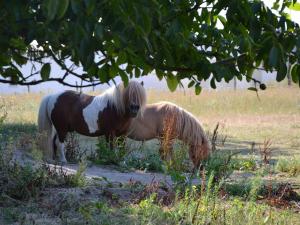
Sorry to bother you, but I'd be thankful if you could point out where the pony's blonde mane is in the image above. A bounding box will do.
[98,80,146,115]
[161,101,210,150]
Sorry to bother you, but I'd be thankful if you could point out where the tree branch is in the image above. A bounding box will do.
[0,77,103,88]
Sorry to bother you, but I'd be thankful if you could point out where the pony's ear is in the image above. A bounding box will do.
[140,81,144,86]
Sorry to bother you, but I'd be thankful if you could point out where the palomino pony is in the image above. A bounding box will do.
[126,102,211,168]
[38,81,146,163]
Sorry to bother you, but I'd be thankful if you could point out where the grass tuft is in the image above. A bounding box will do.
[276,157,300,176]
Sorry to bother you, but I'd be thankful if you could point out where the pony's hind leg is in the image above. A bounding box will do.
[54,137,67,164]
[53,128,68,164]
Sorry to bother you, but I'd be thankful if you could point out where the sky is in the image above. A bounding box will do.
[0,1,299,94]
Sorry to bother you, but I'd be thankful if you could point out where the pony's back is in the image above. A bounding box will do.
[128,102,165,140]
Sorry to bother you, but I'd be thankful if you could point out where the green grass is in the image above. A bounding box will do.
[73,185,299,225]
[276,156,300,176]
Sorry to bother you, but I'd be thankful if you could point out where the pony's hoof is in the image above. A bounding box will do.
[59,160,68,166]
[43,158,56,164]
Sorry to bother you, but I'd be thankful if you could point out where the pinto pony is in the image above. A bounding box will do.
[38,81,146,163]
[127,102,211,168]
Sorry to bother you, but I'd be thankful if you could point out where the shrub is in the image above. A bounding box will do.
[93,136,127,165]
[231,157,257,171]
[0,148,48,200]
[203,151,236,181]
[276,157,300,176]
[125,152,163,172]
[65,162,87,187]
[0,145,87,201]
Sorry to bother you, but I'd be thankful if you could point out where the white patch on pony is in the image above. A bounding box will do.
[56,139,67,163]
[82,81,146,134]
[82,94,110,134]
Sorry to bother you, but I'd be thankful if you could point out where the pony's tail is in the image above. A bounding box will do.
[37,95,53,161]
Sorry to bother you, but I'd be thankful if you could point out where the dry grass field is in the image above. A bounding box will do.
[2,85,299,155]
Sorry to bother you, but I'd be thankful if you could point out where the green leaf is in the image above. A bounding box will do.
[134,67,141,78]
[84,0,96,15]
[291,64,299,83]
[268,46,279,67]
[47,0,59,21]
[188,80,195,88]
[217,15,227,26]
[70,0,81,14]
[119,69,129,86]
[12,53,27,66]
[195,83,202,95]
[7,68,20,83]
[289,2,300,11]
[41,63,51,80]
[56,0,69,19]
[272,1,280,10]
[109,64,118,78]
[248,87,257,91]
[210,78,217,89]
[125,64,133,76]
[142,12,151,35]
[246,68,255,81]
[0,54,11,66]
[116,51,127,65]
[9,38,26,50]
[166,74,178,92]
[98,64,109,82]
[276,63,287,82]
[4,68,19,81]
[87,65,98,76]
[156,69,164,80]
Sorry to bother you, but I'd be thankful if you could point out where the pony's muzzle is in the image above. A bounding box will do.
[129,104,140,117]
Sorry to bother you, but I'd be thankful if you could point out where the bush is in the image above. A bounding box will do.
[0,150,48,200]
[203,151,236,181]
[276,157,300,176]
[0,146,87,201]
[93,136,127,165]
[231,157,257,171]
[125,153,163,172]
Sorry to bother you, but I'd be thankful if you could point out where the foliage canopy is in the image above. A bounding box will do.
[1,0,300,92]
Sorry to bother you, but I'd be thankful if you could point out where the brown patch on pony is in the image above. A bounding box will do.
[97,105,133,140]
[51,91,135,142]
[51,91,94,142]
[38,80,147,162]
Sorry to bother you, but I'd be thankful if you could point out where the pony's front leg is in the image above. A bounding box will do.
[105,132,116,150]
[109,132,116,150]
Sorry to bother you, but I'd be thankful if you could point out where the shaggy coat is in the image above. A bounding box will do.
[38,81,146,163]
[127,102,211,168]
